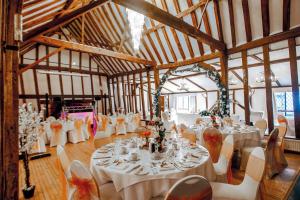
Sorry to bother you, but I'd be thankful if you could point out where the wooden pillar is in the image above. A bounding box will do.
[33,46,41,111]
[132,73,137,113]
[46,46,52,96]
[139,72,146,119]
[0,1,20,198]
[242,50,250,124]
[121,76,127,114]
[116,76,121,109]
[153,67,160,116]
[112,77,117,112]
[232,90,236,114]
[220,52,229,115]
[263,45,274,133]
[107,78,112,114]
[127,74,132,112]
[58,35,64,102]
[146,70,153,119]
[288,38,300,138]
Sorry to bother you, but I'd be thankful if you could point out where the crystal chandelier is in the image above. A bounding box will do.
[126,8,145,51]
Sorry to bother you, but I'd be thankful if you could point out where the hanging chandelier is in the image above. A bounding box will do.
[126,8,145,51]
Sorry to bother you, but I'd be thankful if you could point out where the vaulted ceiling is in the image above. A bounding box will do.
[21,0,300,76]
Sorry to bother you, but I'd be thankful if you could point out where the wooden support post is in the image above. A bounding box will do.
[139,72,146,119]
[205,92,208,110]
[46,46,52,96]
[220,52,229,115]
[147,70,153,119]
[132,73,138,113]
[121,76,127,114]
[242,50,250,124]
[153,67,160,116]
[20,56,26,103]
[112,77,117,112]
[107,78,112,114]
[58,35,64,102]
[288,38,300,138]
[33,46,41,111]
[116,76,121,108]
[263,45,274,133]
[232,90,236,114]
[69,50,74,99]
[0,1,20,198]
[127,74,132,112]
[79,52,85,100]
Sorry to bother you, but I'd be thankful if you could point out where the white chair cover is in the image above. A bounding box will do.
[68,119,85,144]
[164,175,212,200]
[211,147,266,200]
[161,112,175,132]
[116,115,127,135]
[126,113,141,132]
[47,116,56,122]
[57,145,71,200]
[213,135,234,183]
[30,126,47,154]
[255,119,267,139]
[50,120,67,147]
[95,115,114,139]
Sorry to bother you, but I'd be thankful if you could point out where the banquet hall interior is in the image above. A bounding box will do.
[1,0,300,199]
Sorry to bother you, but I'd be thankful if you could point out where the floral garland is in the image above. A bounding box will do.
[153,63,230,118]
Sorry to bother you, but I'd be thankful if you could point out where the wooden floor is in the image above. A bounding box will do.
[19,133,300,200]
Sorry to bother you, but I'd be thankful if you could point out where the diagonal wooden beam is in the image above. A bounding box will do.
[33,36,156,66]
[112,0,226,51]
[185,78,207,91]
[19,47,65,73]
[22,0,108,44]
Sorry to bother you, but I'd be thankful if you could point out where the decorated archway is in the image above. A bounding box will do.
[153,63,230,118]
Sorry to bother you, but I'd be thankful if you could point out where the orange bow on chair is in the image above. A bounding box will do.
[69,173,98,200]
[203,127,223,163]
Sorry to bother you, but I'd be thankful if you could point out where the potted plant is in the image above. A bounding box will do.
[19,103,41,199]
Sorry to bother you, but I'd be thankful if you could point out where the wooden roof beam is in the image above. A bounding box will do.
[112,0,226,51]
[22,0,108,44]
[33,36,156,66]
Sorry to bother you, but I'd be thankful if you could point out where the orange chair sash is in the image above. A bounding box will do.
[68,173,98,200]
[203,128,223,163]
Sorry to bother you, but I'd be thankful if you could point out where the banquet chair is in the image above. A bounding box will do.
[261,119,287,150]
[164,175,212,200]
[95,115,114,139]
[30,125,47,154]
[126,113,141,132]
[69,160,121,200]
[194,117,204,126]
[222,117,233,127]
[178,124,197,144]
[57,145,71,200]
[68,119,85,144]
[50,121,67,147]
[254,119,267,140]
[116,115,127,135]
[161,112,176,132]
[202,127,223,163]
[82,116,90,140]
[211,147,266,200]
[47,116,56,122]
[213,135,234,183]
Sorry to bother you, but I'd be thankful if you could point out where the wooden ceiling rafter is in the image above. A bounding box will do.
[173,0,195,59]
[185,78,207,91]
[160,0,186,60]
[227,0,236,47]
[111,0,226,51]
[200,3,215,52]
[212,0,224,42]
[187,0,205,56]
[22,0,108,44]
[66,22,114,74]
[22,0,61,17]
[241,0,252,42]
[261,0,270,37]
[282,0,291,31]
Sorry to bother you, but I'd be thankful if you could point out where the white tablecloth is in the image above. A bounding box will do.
[194,126,261,150]
[90,142,216,200]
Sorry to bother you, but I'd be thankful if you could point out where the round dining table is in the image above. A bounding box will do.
[90,138,216,200]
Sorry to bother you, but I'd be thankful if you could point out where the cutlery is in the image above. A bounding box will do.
[126,164,141,173]
[93,156,112,159]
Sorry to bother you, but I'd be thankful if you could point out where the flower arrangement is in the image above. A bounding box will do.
[210,115,219,129]
[19,103,41,198]
[143,131,151,145]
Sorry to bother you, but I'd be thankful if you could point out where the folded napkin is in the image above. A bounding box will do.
[126,164,141,173]
[110,163,130,171]
[96,159,110,166]
[135,166,149,176]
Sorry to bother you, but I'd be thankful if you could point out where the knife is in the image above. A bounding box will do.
[126,164,141,173]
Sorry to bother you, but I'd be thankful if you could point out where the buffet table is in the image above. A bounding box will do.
[90,139,216,200]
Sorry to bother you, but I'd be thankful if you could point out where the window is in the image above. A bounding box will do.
[177,96,189,111]
[274,92,294,117]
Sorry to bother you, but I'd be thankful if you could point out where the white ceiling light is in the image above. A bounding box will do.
[177,78,189,91]
[126,8,145,51]
[37,70,90,77]
[255,72,277,83]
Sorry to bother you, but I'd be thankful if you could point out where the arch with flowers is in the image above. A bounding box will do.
[153,63,230,118]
